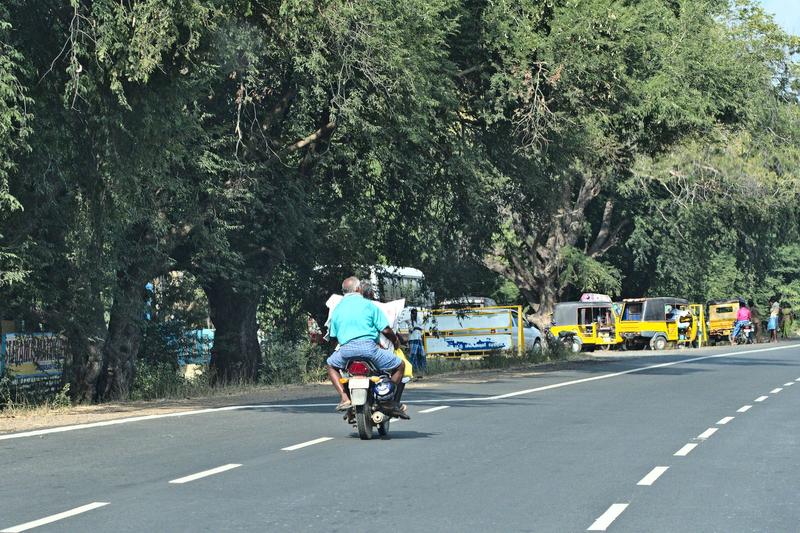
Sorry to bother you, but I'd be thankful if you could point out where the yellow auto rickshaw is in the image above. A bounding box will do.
[706,298,741,345]
[549,301,621,352]
[617,297,706,350]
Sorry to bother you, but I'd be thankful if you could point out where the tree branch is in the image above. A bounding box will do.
[586,199,614,257]
[456,63,486,77]
[288,121,336,152]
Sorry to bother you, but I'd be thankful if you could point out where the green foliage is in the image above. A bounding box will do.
[0,369,13,409]
[52,383,72,409]
[0,12,31,286]
[130,360,190,401]
[260,334,327,386]
[559,246,622,296]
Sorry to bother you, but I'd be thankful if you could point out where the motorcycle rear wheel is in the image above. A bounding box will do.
[355,404,374,440]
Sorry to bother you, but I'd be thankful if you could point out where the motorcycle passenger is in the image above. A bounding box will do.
[731,300,751,345]
[326,276,408,418]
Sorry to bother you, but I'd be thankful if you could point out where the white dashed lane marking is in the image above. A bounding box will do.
[169,464,241,484]
[784,382,794,387]
[1,502,109,532]
[587,503,629,531]
[717,416,734,425]
[281,437,333,451]
[737,405,752,413]
[674,443,697,456]
[637,466,669,486]
[770,388,783,394]
[419,405,450,414]
[755,396,768,402]
[697,428,718,440]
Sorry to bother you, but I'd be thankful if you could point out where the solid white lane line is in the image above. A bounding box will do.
[3,343,800,442]
[717,416,734,425]
[637,466,669,486]
[419,405,450,414]
[737,405,752,413]
[587,503,629,531]
[697,428,718,440]
[770,388,783,394]
[489,343,800,401]
[1,502,109,532]
[755,396,768,402]
[784,382,794,387]
[169,464,241,484]
[282,437,333,451]
[674,443,697,456]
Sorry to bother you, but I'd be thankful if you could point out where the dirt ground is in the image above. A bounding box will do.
[0,358,603,435]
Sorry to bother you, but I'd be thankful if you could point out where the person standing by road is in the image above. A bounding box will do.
[780,302,794,339]
[408,308,426,379]
[768,297,780,342]
[748,300,762,343]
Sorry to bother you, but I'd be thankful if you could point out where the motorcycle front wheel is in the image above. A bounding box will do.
[355,404,374,440]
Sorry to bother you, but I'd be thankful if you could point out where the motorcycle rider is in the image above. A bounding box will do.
[731,299,752,345]
[326,276,409,418]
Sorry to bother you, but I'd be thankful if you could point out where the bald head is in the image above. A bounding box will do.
[342,276,362,294]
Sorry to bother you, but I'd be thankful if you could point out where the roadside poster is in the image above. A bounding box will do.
[424,334,514,354]
[424,307,523,356]
[0,333,66,384]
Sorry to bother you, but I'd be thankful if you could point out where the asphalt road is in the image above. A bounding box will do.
[1,342,799,532]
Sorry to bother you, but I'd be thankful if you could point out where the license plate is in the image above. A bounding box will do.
[349,377,369,389]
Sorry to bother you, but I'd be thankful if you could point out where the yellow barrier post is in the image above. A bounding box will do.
[517,305,524,357]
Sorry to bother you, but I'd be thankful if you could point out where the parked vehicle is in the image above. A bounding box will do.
[438,296,498,309]
[549,301,621,353]
[368,265,434,307]
[511,315,543,352]
[706,298,741,345]
[339,359,405,440]
[616,297,704,350]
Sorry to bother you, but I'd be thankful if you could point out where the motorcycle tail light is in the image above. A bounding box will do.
[347,361,370,376]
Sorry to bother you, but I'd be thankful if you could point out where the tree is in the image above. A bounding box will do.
[0,9,31,287]
[452,0,796,325]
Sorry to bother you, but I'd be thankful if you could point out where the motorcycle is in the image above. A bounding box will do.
[340,359,406,440]
[733,320,754,345]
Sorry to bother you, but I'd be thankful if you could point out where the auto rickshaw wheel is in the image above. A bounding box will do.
[651,336,668,351]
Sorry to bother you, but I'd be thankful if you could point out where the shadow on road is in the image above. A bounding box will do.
[366,430,437,440]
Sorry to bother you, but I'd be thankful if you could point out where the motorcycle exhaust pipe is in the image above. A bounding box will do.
[371,411,386,424]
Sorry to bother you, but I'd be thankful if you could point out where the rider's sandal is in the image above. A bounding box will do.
[336,399,352,411]
[392,404,411,420]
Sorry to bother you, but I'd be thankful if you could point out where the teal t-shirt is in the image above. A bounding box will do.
[329,294,389,345]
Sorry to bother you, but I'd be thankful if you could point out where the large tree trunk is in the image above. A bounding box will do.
[63,321,105,403]
[95,275,146,401]
[204,277,262,384]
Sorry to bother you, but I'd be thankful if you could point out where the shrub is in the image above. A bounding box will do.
[260,335,327,385]
[0,370,13,410]
[130,360,189,401]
